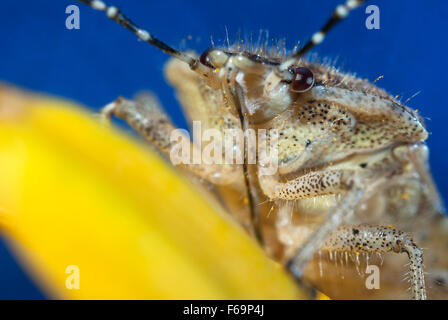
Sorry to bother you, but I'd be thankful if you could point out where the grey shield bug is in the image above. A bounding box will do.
[78,0,448,300]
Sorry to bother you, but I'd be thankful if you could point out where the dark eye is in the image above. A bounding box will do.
[199,49,215,68]
[291,67,314,92]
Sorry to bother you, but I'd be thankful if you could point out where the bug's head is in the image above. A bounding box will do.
[195,48,321,123]
[200,48,315,92]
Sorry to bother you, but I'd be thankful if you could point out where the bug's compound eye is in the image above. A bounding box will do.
[199,49,228,69]
[199,49,214,68]
[290,67,314,92]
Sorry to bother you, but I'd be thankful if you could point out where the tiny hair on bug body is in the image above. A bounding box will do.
[78,0,448,300]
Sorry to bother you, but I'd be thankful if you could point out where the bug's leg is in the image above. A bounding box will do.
[101,95,241,185]
[259,170,366,275]
[100,94,176,155]
[262,167,428,299]
[321,225,426,300]
[294,0,366,57]
[274,203,321,298]
[285,186,364,279]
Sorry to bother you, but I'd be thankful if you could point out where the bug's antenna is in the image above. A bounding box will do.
[78,0,198,68]
[293,0,366,58]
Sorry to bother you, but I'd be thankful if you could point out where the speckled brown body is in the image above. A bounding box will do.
[85,0,447,300]
[158,51,447,299]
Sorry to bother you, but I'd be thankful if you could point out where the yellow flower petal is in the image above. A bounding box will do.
[0,85,305,299]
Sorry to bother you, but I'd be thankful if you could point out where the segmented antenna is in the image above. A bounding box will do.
[77,0,198,68]
[294,0,366,58]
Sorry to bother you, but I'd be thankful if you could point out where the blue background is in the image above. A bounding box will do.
[0,0,446,299]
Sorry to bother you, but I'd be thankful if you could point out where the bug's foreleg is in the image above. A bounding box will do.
[101,96,241,185]
[101,95,173,152]
[321,225,426,300]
